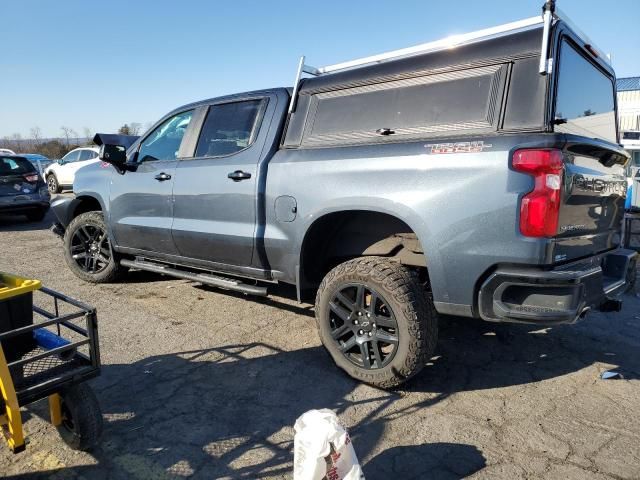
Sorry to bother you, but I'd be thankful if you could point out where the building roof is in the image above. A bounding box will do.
[617,77,640,92]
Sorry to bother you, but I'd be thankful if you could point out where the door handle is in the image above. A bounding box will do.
[154,172,172,181]
[227,170,252,181]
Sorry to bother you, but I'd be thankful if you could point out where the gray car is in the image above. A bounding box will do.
[51,4,637,388]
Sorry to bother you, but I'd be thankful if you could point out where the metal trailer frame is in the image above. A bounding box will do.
[0,287,100,453]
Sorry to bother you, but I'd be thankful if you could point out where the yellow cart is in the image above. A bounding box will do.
[0,272,102,453]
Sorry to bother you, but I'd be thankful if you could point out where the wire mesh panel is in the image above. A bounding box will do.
[0,287,99,406]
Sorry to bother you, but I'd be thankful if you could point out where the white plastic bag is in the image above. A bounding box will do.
[293,409,365,480]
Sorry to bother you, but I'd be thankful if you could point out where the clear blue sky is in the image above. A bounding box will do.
[1,0,638,138]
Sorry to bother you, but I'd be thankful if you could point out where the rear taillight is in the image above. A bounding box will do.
[23,173,39,183]
[513,149,564,238]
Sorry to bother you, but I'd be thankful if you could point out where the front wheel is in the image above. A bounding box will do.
[63,211,125,283]
[315,257,438,389]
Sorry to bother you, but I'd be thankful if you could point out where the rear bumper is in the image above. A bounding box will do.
[0,196,49,213]
[478,248,637,324]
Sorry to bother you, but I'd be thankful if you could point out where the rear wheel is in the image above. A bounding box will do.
[63,211,125,283]
[47,174,61,194]
[315,257,438,388]
[57,383,103,451]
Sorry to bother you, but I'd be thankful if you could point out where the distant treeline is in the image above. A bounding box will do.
[0,123,144,159]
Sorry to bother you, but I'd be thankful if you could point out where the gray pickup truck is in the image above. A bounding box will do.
[52,3,637,388]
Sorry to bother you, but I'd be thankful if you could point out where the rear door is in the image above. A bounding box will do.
[551,36,628,261]
[171,96,271,267]
[109,109,194,255]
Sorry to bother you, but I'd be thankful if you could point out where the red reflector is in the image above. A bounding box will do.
[513,149,564,238]
[23,173,39,183]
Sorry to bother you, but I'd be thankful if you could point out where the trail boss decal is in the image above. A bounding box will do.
[426,141,492,154]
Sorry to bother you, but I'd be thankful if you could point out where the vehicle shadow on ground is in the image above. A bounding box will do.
[13,303,639,479]
[0,213,52,233]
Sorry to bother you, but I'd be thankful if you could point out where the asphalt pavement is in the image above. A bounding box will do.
[1,204,639,479]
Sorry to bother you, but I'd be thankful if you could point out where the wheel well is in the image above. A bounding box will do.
[72,196,102,217]
[300,210,427,291]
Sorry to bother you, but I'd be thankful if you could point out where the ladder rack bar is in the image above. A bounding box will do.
[314,16,543,75]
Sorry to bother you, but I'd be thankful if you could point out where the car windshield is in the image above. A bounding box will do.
[0,157,36,175]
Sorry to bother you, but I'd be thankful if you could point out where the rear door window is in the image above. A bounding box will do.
[195,100,264,157]
[62,150,81,163]
[553,40,617,143]
[78,150,95,161]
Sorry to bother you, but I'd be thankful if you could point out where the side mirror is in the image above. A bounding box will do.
[99,144,128,171]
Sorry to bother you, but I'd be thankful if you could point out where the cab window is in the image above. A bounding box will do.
[138,110,193,162]
[195,100,264,157]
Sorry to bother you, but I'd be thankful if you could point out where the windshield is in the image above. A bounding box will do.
[0,157,36,176]
[553,40,617,143]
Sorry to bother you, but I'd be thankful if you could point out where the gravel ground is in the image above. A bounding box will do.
[1,204,639,479]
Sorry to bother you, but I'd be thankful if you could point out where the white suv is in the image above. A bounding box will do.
[44,147,100,193]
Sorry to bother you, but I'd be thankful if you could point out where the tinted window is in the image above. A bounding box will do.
[62,150,80,163]
[195,100,263,157]
[78,150,95,161]
[298,64,506,147]
[0,157,36,175]
[554,40,616,143]
[138,110,193,162]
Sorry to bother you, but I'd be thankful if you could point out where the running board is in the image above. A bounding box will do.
[120,259,268,296]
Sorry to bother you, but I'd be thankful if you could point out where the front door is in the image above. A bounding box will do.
[171,97,270,267]
[109,109,194,255]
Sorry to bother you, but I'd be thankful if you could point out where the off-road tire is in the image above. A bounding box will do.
[63,211,125,283]
[315,257,438,389]
[47,174,61,194]
[57,383,103,451]
[26,208,47,222]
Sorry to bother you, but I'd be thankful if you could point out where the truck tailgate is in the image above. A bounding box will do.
[551,138,628,263]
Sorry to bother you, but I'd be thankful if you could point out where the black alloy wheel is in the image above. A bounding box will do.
[69,223,112,274]
[328,283,399,370]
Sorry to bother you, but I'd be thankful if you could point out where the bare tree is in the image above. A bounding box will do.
[60,126,77,147]
[29,127,43,149]
[83,127,93,145]
[2,133,23,153]
[129,122,142,136]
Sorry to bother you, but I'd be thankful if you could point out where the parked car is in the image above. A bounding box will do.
[0,148,16,156]
[0,155,50,221]
[44,146,100,193]
[17,153,54,177]
[51,4,637,388]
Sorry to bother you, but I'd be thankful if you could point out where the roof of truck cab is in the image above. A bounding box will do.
[171,88,290,113]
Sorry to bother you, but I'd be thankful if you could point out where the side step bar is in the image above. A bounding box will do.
[120,259,268,296]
